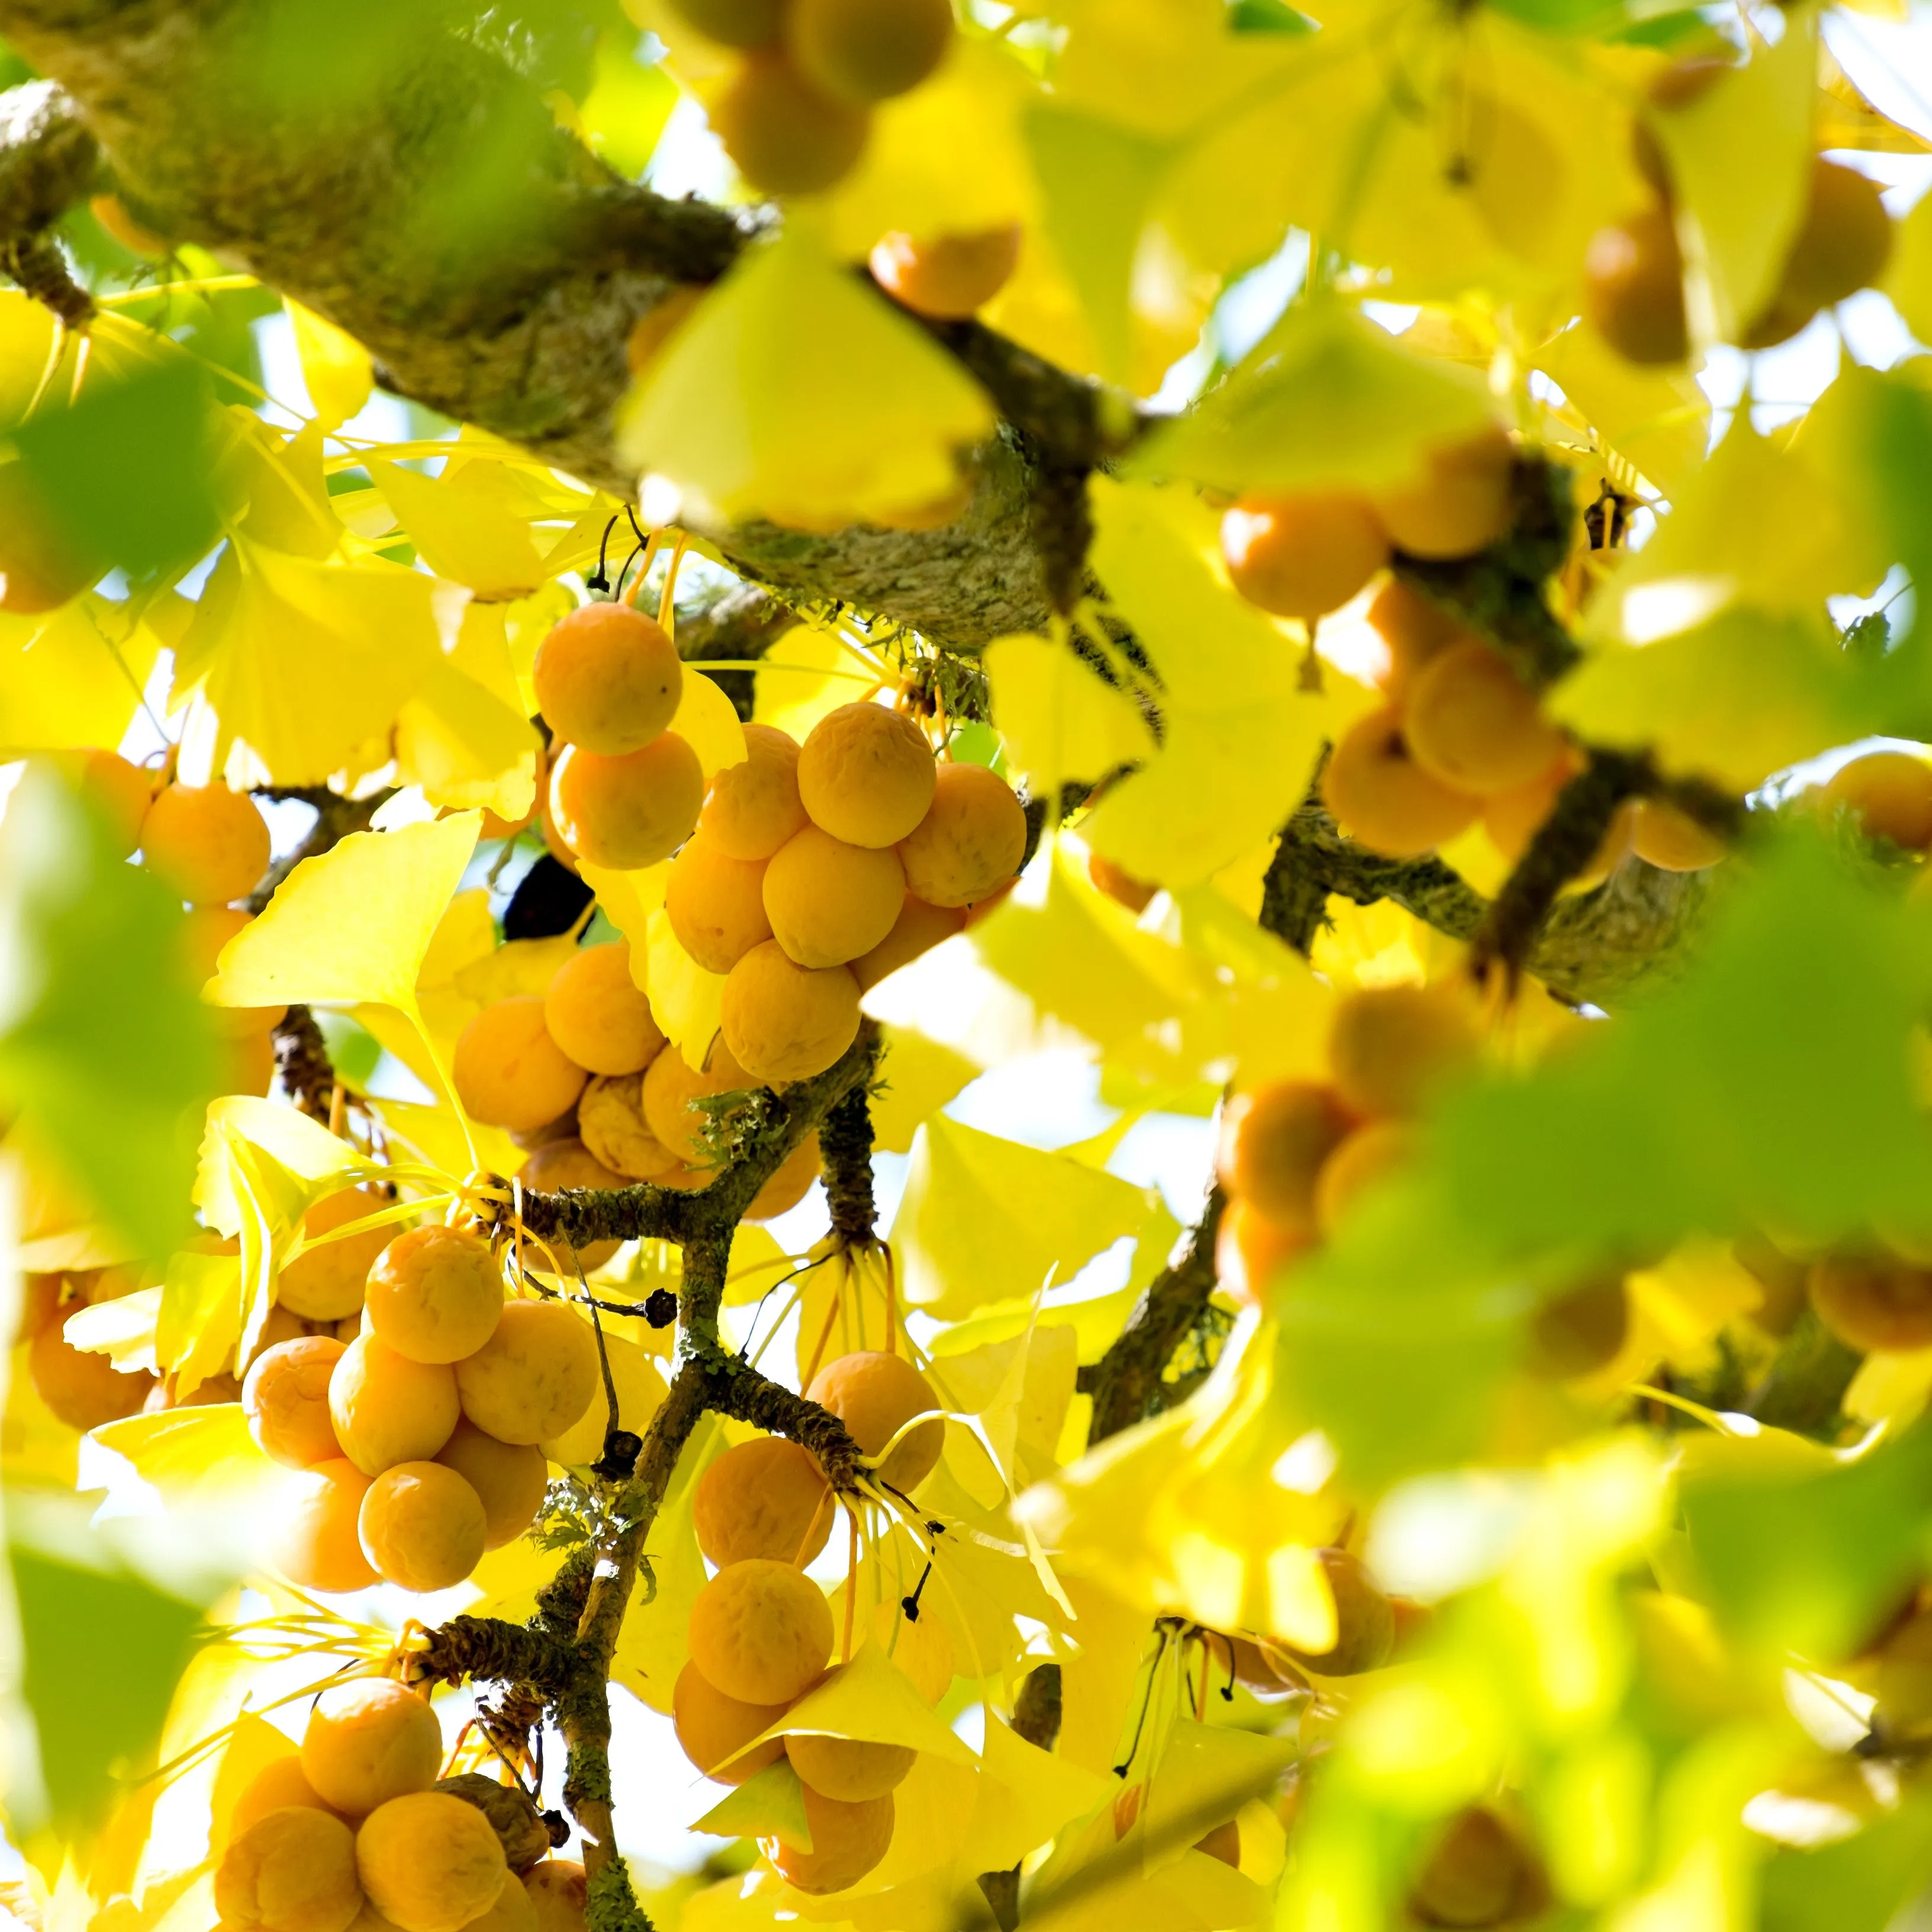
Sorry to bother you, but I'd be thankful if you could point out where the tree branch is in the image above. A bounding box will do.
[977,1662,1064,1932]
[819,1083,878,1247]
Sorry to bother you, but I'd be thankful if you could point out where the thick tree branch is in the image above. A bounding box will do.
[819,1083,878,1247]
[269,1003,336,1118]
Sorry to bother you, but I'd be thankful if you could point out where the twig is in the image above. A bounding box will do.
[976,1663,1064,1931]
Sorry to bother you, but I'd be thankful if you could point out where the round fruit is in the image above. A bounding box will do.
[359,1460,489,1593]
[141,783,272,906]
[689,1558,835,1704]
[720,941,862,1083]
[548,735,704,870]
[214,1806,362,1932]
[1631,798,1726,871]
[1403,640,1567,796]
[665,0,783,46]
[1366,578,1466,695]
[515,1139,626,1273]
[532,603,682,757]
[301,1679,442,1816]
[434,1418,548,1549]
[700,723,809,862]
[245,1335,347,1469]
[455,1300,600,1445]
[870,226,1022,318]
[452,999,587,1137]
[1809,1254,1932,1354]
[230,1757,337,1841]
[520,1863,586,1932]
[851,895,967,990]
[269,1458,378,1593]
[1282,1548,1395,1676]
[1194,1821,1241,1867]
[641,1035,755,1164]
[797,704,935,849]
[1525,1275,1628,1379]
[80,749,156,857]
[788,0,952,103]
[575,1077,682,1184]
[539,1330,667,1465]
[672,1660,788,1785]
[763,826,904,969]
[1321,705,1480,858]
[1328,984,1480,1120]
[227,1026,277,1097]
[1370,428,1515,561]
[27,1319,153,1428]
[365,1225,503,1366]
[542,942,664,1077]
[277,1189,394,1322]
[356,1791,508,1932]
[1583,205,1688,365]
[896,763,1026,910]
[1217,1081,1357,1240]
[713,54,872,197]
[1779,157,1894,314]
[667,832,775,973]
[1214,1196,1307,1303]
[434,1776,553,1882]
[1821,751,1932,851]
[1219,494,1389,623]
[806,1350,942,1492]
[329,1334,460,1476]
[787,1733,915,1803]
[462,1873,537,1932]
[1409,1806,1529,1928]
[766,1786,895,1895]
[747,1132,822,1221]
[1313,1119,1416,1237]
[695,1435,835,1569]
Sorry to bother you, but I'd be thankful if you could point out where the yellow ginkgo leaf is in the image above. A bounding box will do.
[368,458,547,601]
[62,1286,162,1374]
[578,861,670,976]
[394,659,542,822]
[90,1405,275,1514]
[646,905,726,1063]
[192,1094,365,1234]
[869,1026,978,1154]
[619,228,997,532]
[958,1711,1113,1876]
[765,1643,977,1763]
[0,599,159,756]
[669,662,748,780]
[984,632,1156,807]
[286,300,373,430]
[752,623,878,742]
[1532,321,1709,497]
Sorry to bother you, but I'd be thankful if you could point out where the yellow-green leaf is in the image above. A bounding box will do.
[368,458,546,601]
[286,301,373,430]
[985,632,1156,807]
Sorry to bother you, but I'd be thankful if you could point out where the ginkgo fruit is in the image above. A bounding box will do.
[806,1350,943,1490]
[764,825,905,968]
[797,704,936,848]
[269,1457,379,1593]
[452,999,588,1136]
[720,941,862,1083]
[300,1680,442,1817]
[1403,641,1567,796]
[851,893,967,988]
[542,941,664,1077]
[870,226,1022,318]
[329,1334,461,1475]
[689,1557,835,1704]
[1283,1548,1395,1676]
[532,603,682,757]
[1744,158,1894,348]
[1313,1119,1415,1237]
[766,1786,896,1895]
[712,54,872,197]
[27,1320,153,1428]
[548,733,705,870]
[364,1225,503,1366]
[1408,1806,1532,1929]
[576,1077,682,1183]
[1525,1275,1629,1379]
[231,1757,338,1841]
[665,0,783,46]
[278,1188,396,1322]
[539,1328,667,1464]
[462,1873,537,1932]
[667,830,775,973]
[1370,428,1515,561]
[214,1806,363,1932]
[1820,751,1932,851]
[520,1863,586,1932]
[1583,205,1688,366]
[245,1335,347,1468]
[1219,494,1390,623]
[694,1435,835,1568]
[1321,706,1480,858]
[1218,1081,1357,1241]
[671,1660,788,1785]
[642,1035,754,1164]
[454,1300,599,1445]
[896,762,1027,909]
[140,782,273,906]
[359,1460,489,1593]
[746,1131,822,1220]
[435,1418,548,1548]
[699,722,809,861]
[78,748,156,857]
[1328,984,1480,1120]
[1807,1253,1932,1354]
[788,0,953,103]
[1366,579,1465,696]
[1631,798,1727,872]
[787,1732,916,1803]
[515,1139,626,1271]
[356,1791,508,1932]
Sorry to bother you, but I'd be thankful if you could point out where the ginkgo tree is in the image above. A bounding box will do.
[5,0,1932,1927]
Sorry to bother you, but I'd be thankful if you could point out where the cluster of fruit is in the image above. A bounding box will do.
[1816,748,1932,862]
[668,0,954,197]
[215,1677,586,1932]
[1586,63,1893,366]
[670,1350,945,1894]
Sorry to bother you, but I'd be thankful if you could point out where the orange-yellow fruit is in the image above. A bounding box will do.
[245,1335,347,1469]
[1194,1821,1241,1867]
[1220,494,1389,623]
[694,1435,835,1569]
[1776,157,1894,317]
[329,1334,461,1476]
[542,942,664,1077]
[672,1660,788,1785]
[667,832,774,973]
[1409,1807,1531,1929]
[356,1791,507,1932]
[465,1874,537,1932]
[1631,798,1726,872]
[185,905,286,1036]
[788,0,952,102]
[575,1077,682,1184]
[851,894,967,989]
[278,1189,395,1323]
[0,460,101,613]
[27,1319,153,1428]
[665,0,783,47]
[1370,428,1515,561]
[269,1457,379,1593]
[1525,1275,1628,1379]
[1821,752,1932,851]
[1214,1196,1309,1305]
[1584,205,1688,366]
[359,1460,489,1593]
[720,942,862,1083]
[549,735,704,870]
[364,1226,503,1366]
[766,1786,895,1895]
[520,1863,585,1932]
[1086,852,1157,915]
[1282,1548,1395,1676]
[79,749,156,857]
[1403,641,1567,797]
[763,825,904,968]
[539,1329,668,1465]
[700,723,809,862]
[870,226,1022,318]
[214,1807,362,1932]
[453,999,588,1136]
[797,704,935,848]
[514,1139,626,1273]
[1809,1254,1932,1354]
[747,1132,822,1221]
[896,763,1026,909]
[1366,579,1467,697]
[301,1680,443,1816]
[532,604,682,758]
[1321,705,1480,858]
[141,783,272,905]
[713,53,871,197]
[787,1733,915,1804]
[435,1418,548,1550]
[231,1758,338,1841]
[455,1300,599,1445]
[1313,1119,1416,1237]
[641,1036,755,1164]
[1328,984,1480,1120]
[226,1026,278,1097]
[806,1350,942,1492]
[689,1558,835,1704]
[1217,1082,1357,1241]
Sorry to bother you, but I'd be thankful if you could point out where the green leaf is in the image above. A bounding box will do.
[1759,1794,1932,1932]
[577,30,677,178]
[693,1756,813,1850]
